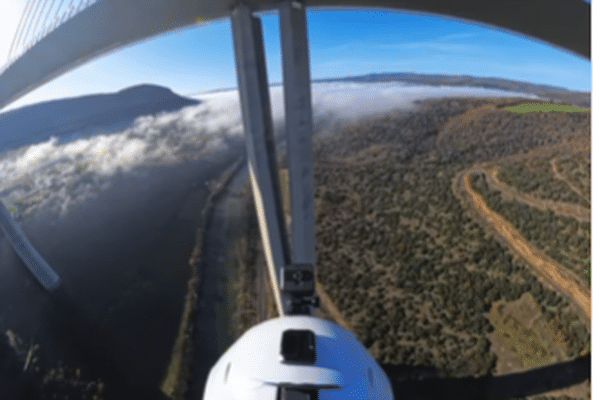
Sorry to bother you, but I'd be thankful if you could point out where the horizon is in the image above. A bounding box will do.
[0,5,592,111]
[0,71,590,115]
[192,71,593,97]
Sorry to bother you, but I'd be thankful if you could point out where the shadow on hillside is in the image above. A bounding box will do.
[0,285,170,399]
[381,353,590,399]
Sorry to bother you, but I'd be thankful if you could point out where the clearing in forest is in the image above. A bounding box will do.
[504,103,589,113]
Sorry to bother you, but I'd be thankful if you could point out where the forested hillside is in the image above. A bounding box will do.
[312,97,590,398]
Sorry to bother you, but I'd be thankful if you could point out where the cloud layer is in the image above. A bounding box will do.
[0,81,537,219]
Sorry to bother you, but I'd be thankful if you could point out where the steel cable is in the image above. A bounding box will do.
[40,0,60,38]
[51,0,67,28]
[7,0,34,60]
[17,0,46,52]
[10,0,39,59]
[27,0,52,49]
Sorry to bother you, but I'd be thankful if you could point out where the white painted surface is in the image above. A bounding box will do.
[0,199,60,290]
[281,1,317,268]
[232,5,288,316]
[203,316,394,399]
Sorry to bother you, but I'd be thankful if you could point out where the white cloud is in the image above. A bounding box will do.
[0,6,587,222]
[0,99,240,218]
[319,41,375,53]
[314,58,414,71]
[437,32,477,41]
[370,31,483,54]
[376,40,478,53]
[0,81,539,218]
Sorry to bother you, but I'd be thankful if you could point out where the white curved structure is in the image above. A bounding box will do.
[203,316,394,399]
[0,201,60,291]
[0,0,590,110]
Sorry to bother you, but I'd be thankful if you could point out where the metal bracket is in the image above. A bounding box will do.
[281,263,319,315]
[282,264,314,294]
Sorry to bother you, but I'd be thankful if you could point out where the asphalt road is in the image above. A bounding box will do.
[187,165,250,399]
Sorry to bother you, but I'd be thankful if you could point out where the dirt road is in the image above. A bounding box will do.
[550,158,590,206]
[315,281,353,332]
[486,167,590,221]
[458,171,590,320]
[256,252,266,322]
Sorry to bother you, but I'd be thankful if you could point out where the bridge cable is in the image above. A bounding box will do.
[65,0,78,21]
[75,0,87,13]
[52,0,67,25]
[41,0,61,38]
[28,0,52,48]
[18,0,47,52]
[51,0,68,30]
[10,0,40,59]
[8,0,34,60]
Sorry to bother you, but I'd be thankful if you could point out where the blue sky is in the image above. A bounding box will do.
[0,5,591,110]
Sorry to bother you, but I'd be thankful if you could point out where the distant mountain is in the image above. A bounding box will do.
[0,84,200,151]
[314,73,590,108]
[1,75,589,152]
[193,73,590,108]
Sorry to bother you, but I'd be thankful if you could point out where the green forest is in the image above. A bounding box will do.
[311,97,590,380]
[496,160,587,206]
[469,172,590,288]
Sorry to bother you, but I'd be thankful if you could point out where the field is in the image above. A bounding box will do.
[488,293,567,369]
[504,103,589,113]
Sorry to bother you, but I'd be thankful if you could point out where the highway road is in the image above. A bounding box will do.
[187,165,250,399]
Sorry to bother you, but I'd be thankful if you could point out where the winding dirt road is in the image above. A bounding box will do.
[486,166,590,222]
[550,158,590,206]
[457,170,590,320]
[315,281,353,332]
